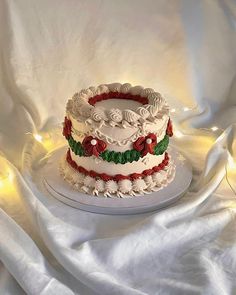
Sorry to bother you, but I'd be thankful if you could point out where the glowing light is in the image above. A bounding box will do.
[0,170,13,190]
[175,130,183,138]
[0,171,9,180]
[170,108,176,113]
[183,107,190,112]
[228,154,236,170]
[8,172,14,182]
[32,132,59,151]
[211,126,219,132]
[34,134,43,142]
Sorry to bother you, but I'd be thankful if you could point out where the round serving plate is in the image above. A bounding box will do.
[43,147,192,215]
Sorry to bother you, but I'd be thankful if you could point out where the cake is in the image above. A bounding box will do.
[60,83,175,198]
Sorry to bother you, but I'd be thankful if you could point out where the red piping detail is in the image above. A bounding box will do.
[63,117,72,139]
[66,149,169,181]
[88,92,148,106]
[166,119,173,137]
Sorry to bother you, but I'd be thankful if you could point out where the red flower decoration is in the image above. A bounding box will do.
[82,136,107,157]
[166,119,173,137]
[133,133,157,157]
[63,117,72,139]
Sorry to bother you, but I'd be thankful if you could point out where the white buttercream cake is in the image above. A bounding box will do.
[60,83,175,198]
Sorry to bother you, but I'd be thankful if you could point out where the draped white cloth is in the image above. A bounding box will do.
[0,0,236,294]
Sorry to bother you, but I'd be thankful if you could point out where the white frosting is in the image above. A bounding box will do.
[91,107,107,122]
[94,179,105,193]
[96,99,141,111]
[137,106,150,119]
[130,85,144,95]
[105,180,118,193]
[141,88,154,96]
[120,83,132,93]
[107,108,123,123]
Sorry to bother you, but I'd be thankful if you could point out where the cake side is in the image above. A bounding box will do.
[61,83,175,198]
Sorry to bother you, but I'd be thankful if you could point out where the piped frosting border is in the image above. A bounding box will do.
[60,150,176,198]
[66,83,170,128]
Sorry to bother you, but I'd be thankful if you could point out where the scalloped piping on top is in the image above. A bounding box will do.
[66,83,170,128]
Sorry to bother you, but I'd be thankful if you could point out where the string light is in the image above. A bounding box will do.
[0,171,13,190]
[170,107,223,137]
[211,126,219,132]
[174,130,184,138]
[170,106,222,136]
[173,107,222,134]
[33,134,43,142]
[31,131,63,151]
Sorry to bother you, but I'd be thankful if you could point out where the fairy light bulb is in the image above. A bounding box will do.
[34,134,43,142]
[174,130,183,138]
[211,126,219,132]
[0,170,13,189]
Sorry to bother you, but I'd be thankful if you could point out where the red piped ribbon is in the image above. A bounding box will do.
[82,136,107,157]
[63,117,72,139]
[133,133,157,157]
[166,119,173,137]
[88,92,148,106]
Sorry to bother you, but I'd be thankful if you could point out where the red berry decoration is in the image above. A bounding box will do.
[133,133,157,157]
[63,117,72,139]
[166,119,173,137]
[82,136,107,157]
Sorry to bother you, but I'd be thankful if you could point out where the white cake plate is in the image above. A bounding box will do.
[43,147,192,215]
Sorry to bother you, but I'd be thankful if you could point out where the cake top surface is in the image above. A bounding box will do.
[66,83,169,128]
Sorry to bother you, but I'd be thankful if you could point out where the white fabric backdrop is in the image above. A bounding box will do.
[0,0,236,294]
